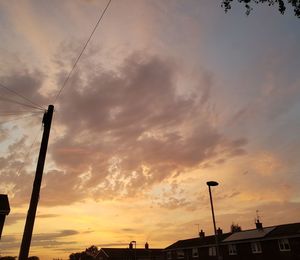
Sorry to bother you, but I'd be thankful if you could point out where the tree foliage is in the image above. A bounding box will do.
[222,0,300,18]
[0,256,39,260]
[69,245,99,260]
[85,245,99,257]
[231,223,242,233]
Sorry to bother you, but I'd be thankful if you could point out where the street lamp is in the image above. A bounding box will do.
[206,181,221,260]
[131,240,137,260]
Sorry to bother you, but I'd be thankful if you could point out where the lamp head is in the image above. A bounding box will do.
[206,181,219,187]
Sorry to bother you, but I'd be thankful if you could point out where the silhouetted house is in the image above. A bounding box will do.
[165,229,231,260]
[165,222,300,260]
[97,243,163,260]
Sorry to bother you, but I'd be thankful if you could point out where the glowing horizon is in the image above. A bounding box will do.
[0,1,300,259]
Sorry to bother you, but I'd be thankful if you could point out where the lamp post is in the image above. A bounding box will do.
[131,240,136,260]
[206,181,221,260]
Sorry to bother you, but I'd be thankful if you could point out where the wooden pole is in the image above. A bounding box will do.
[19,105,54,259]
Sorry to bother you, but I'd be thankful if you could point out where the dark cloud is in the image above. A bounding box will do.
[0,131,46,207]
[5,213,25,226]
[230,78,300,126]
[37,213,60,218]
[53,247,84,252]
[1,50,247,207]
[32,229,79,241]
[0,125,9,142]
[156,196,191,210]
[0,229,79,251]
[121,228,139,232]
[5,213,60,226]
[153,187,242,212]
[0,70,48,207]
[1,234,17,243]
[43,51,247,206]
[0,69,48,114]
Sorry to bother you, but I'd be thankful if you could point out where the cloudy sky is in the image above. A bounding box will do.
[0,0,300,259]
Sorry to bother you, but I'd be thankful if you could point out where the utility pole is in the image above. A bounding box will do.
[19,105,54,260]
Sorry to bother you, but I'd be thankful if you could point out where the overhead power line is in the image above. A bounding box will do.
[53,0,112,104]
[0,112,43,125]
[0,82,45,110]
[0,96,44,111]
[0,111,42,116]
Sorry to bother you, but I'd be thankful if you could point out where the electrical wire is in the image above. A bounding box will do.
[0,110,42,115]
[53,0,112,104]
[0,110,41,113]
[0,82,45,110]
[0,96,44,111]
[0,112,43,125]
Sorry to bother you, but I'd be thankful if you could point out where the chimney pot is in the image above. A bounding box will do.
[199,229,205,238]
[145,242,149,249]
[217,227,223,236]
[255,219,263,230]
[129,242,133,249]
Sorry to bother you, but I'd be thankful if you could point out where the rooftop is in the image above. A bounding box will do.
[165,222,300,249]
[165,233,231,250]
[100,248,163,258]
[223,227,275,242]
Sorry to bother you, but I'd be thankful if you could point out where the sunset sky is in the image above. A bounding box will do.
[0,0,300,259]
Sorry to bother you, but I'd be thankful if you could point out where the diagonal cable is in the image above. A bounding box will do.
[0,96,45,111]
[53,0,112,104]
[0,111,42,116]
[0,82,45,110]
[0,112,43,125]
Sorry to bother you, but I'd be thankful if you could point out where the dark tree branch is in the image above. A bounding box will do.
[221,0,300,18]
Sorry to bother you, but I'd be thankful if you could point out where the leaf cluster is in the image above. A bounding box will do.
[222,0,300,17]
[231,223,242,233]
[69,245,99,260]
[0,257,39,260]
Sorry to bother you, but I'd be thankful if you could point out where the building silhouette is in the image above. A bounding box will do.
[164,221,300,260]
[97,243,163,260]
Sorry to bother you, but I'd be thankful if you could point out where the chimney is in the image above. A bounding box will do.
[199,229,205,238]
[129,242,133,249]
[217,227,223,236]
[145,242,149,249]
[255,219,263,230]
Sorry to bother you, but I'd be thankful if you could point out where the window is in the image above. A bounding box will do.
[251,242,262,254]
[177,250,184,259]
[192,248,198,258]
[208,247,216,256]
[167,251,172,260]
[228,244,237,255]
[278,239,291,251]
